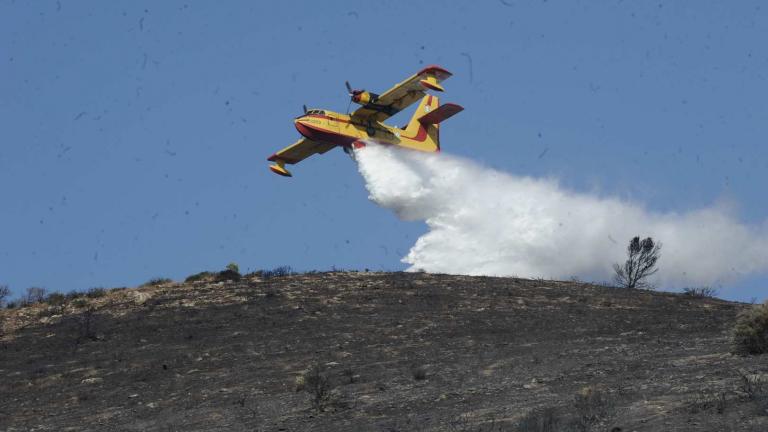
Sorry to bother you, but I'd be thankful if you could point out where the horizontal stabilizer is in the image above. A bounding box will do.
[419,103,464,125]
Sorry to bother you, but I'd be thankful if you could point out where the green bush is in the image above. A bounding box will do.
[216,269,241,282]
[733,300,768,355]
[216,263,242,282]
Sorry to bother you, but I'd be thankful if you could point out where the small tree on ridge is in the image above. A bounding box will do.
[0,285,10,307]
[613,236,662,289]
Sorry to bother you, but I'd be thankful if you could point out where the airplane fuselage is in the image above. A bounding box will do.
[294,104,438,153]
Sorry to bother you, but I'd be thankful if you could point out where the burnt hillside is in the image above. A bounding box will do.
[1,272,766,431]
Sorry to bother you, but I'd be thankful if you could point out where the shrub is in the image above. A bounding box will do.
[74,306,98,344]
[302,363,332,412]
[22,287,47,305]
[216,263,242,282]
[216,270,241,282]
[262,266,293,279]
[264,285,280,299]
[682,287,719,298]
[185,271,214,283]
[613,236,661,289]
[388,272,415,289]
[44,292,67,305]
[86,287,107,298]
[6,301,17,309]
[573,385,614,430]
[733,300,768,355]
[39,292,67,316]
[738,370,767,401]
[0,284,10,307]
[65,290,85,300]
[142,277,172,287]
[411,365,427,381]
[449,412,502,431]
[244,270,263,278]
[684,391,728,415]
[517,406,564,432]
[342,367,356,384]
[71,298,89,309]
[733,300,768,354]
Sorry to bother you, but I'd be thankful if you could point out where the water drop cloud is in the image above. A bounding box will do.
[355,144,768,287]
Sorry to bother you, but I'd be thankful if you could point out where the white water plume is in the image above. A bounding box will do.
[355,144,768,288]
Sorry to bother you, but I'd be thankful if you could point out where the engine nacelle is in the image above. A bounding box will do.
[351,90,379,106]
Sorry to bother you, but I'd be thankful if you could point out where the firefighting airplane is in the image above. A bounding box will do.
[267,65,463,177]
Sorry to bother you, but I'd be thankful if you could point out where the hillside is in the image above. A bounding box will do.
[1,272,766,431]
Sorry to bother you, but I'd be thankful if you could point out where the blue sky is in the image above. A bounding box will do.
[1,1,766,302]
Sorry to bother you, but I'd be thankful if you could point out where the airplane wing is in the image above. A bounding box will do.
[267,137,335,177]
[350,65,453,123]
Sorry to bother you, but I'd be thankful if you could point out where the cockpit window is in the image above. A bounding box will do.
[306,110,325,115]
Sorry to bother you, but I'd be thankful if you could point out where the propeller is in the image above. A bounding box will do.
[345,80,379,113]
[345,81,358,114]
[302,104,307,115]
[345,80,364,102]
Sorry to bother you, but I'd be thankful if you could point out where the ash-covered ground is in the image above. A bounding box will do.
[1,272,766,431]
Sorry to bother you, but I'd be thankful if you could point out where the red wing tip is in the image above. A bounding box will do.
[267,153,279,162]
[417,64,452,78]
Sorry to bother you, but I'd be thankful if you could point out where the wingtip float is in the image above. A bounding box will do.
[268,162,292,177]
[267,65,463,177]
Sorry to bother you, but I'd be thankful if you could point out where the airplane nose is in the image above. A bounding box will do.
[295,119,313,138]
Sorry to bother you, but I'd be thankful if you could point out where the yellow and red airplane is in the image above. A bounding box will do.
[267,65,463,177]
